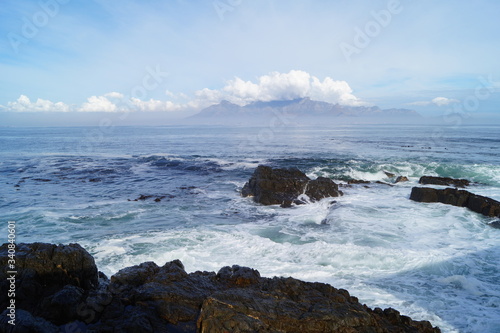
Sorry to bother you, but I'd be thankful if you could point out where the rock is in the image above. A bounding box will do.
[0,309,60,333]
[410,187,500,219]
[489,220,500,229]
[0,243,441,332]
[395,176,409,183]
[348,179,371,184]
[418,176,470,187]
[384,171,396,178]
[305,176,342,201]
[0,243,98,326]
[242,165,342,207]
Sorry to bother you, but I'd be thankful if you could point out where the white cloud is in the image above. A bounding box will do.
[130,98,182,112]
[79,95,117,112]
[1,95,71,112]
[104,92,124,99]
[194,70,368,107]
[409,96,460,107]
[1,71,368,113]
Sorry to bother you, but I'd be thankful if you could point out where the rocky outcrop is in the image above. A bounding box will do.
[0,243,440,333]
[410,187,500,218]
[418,176,470,187]
[242,165,342,207]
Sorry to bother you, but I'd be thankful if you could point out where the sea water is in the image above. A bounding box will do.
[0,124,499,333]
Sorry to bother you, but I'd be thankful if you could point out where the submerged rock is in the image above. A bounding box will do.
[0,242,440,332]
[242,165,342,207]
[395,176,409,183]
[410,187,500,219]
[418,176,470,188]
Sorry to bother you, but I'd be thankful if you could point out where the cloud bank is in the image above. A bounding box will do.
[0,70,368,113]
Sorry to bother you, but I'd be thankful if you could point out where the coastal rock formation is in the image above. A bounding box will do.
[418,176,470,188]
[410,187,500,218]
[242,165,342,207]
[0,243,440,333]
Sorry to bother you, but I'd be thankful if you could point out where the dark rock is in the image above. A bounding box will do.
[489,220,500,229]
[0,309,60,333]
[0,243,98,327]
[376,181,394,187]
[305,176,343,201]
[32,178,52,182]
[348,179,371,184]
[395,176,409,183]
[410,187,500,220]
[384,171,396,178]
[0,243,441,332]
[419,176,470,188]
[242,165,342,207]
[88,178,101,182]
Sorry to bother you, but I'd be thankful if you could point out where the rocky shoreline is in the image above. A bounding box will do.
[2,167,498,332]
[0,243,441,333]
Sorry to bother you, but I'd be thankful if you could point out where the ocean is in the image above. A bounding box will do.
[1,123,499,332]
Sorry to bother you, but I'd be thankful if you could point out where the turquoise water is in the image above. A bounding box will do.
[1,124,499,332]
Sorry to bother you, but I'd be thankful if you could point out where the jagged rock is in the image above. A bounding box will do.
[395,176,409,183]
[418,176,470,187]
[305,176,342,201]
[0,243,441,332]
[242,165,342,207]
[410,187,500,219]
[0,243,98,327]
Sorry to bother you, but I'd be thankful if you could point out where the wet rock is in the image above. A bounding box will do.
[418,176,470,188]
[395,176,409,183]
[384,171,396,178]
[348,179,371,184]
[410,187,500,219]
[0,243,441,332]
[305,176,342,201]
[242,165,342,207]
[489,220,500,229]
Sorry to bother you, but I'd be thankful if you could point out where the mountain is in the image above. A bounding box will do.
[189,98,421,124]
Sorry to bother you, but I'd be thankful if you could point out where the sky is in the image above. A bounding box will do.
[1,0,500,125]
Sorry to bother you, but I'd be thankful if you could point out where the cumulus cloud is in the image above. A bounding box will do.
[194,70,368,107]
[79,95,117,112]
[130,98,182,112]
[104,92,124,99]
[1,71,368,113]
[409,97,460,107]
[1,95,71,112]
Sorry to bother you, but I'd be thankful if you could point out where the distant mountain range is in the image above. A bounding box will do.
[190,98,421,123]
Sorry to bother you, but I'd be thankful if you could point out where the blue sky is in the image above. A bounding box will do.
[1,0,500,124]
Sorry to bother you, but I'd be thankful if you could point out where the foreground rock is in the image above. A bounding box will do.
[418,176,470,188]
[0,243,440,333]
[410,187,500,218]
[242,165,342,207]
